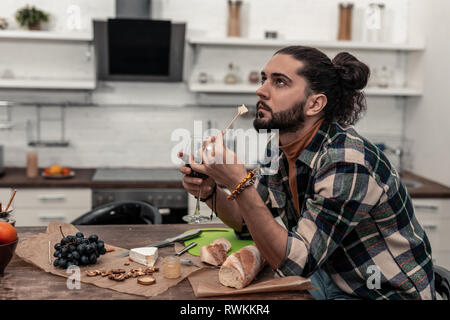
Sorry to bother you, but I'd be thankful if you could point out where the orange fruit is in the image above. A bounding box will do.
[0,222,17,245]
[49,165,62,175]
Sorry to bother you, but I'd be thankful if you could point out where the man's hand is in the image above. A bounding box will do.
[190,131,248,191]
[178,152,216,199]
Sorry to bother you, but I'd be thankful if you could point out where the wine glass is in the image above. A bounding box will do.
[181,142,214,224]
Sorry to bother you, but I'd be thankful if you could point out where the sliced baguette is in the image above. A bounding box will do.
[219,245,264,289]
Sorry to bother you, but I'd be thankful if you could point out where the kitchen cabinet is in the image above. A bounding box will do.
[0,30,95,90]
[3,188,92,227]
[412,198,450,269]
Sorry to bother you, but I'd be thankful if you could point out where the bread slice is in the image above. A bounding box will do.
[200,243,228,266]
[211,238,232,252]
[219,245,263,289]
[200,238,232,266]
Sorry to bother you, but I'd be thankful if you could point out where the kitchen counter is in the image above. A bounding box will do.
[400,171,450,198]
[0,224,313,300]
[0,167,449,198]
[0,167,183,189]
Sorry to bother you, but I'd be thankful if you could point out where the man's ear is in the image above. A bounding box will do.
[305,94,327,116]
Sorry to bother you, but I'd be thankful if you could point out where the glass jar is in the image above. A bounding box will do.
[26,150,38,179]
[162,256,181,279]
[364,2,386,43]
[224,63,239,84]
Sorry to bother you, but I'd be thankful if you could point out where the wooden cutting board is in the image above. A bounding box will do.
[183,228,254,256]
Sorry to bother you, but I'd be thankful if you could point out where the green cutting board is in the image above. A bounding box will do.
[183,228,254,257]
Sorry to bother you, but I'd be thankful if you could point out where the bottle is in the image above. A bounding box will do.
[227,0,242,37]
[26,150,38,179]
[224,63,238,84]
[338,2,354,41]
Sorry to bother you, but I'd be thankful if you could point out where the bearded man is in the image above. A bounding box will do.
[179,46,435,300]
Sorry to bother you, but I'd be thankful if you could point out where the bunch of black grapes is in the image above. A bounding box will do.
[53,232,106,269]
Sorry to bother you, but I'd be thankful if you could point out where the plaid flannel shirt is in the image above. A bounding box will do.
[238,121,435,300]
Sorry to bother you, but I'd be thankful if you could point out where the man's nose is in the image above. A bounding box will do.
[256,82,269,100]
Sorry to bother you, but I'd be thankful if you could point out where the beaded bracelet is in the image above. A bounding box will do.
[227,168,259,200]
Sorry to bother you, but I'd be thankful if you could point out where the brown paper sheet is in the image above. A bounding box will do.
[15,221,203,298]
[173,243,315,298]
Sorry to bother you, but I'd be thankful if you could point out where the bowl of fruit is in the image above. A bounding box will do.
[0,221,18,274]
[42,165,75,179]
[53,230,107,269]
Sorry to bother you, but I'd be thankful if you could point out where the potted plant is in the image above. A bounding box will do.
[15,5,49,31]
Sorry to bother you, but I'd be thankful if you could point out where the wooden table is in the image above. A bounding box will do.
[0,224,313,300]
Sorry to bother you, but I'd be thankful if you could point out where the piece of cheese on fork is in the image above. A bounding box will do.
[129,247,159,267]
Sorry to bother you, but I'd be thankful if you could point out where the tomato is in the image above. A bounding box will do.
[61,168,71,175]
[0,222,17,245]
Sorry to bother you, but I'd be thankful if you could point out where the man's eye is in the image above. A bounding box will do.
[260,78,266,84]
[275,78,286,86]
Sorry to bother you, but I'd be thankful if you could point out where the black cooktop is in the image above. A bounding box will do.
[92,168,182,182]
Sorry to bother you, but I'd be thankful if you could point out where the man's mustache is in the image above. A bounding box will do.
[256,101,272,113]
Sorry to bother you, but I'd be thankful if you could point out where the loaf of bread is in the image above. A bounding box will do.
[200,238,232,266]
[219,244,264,289]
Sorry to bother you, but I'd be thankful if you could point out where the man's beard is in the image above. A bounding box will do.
[253,99,306,133]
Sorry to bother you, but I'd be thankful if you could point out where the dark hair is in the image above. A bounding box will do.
[275,46,370,126]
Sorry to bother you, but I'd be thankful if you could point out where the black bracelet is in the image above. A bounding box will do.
[196,183,217,202]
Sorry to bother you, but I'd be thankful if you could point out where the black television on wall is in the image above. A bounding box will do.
[93,19,186,82]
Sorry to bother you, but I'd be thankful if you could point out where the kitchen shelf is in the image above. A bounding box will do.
[188,82,423,97]
[0,30,92,42]
[0,79,96,90]
[188,37,425,51]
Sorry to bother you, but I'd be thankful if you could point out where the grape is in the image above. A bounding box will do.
[79,244,87,254]
[72,251,80,260]
[53,233,107,269]
[60,247,68,257]
[59,258,67,268]
[85,244,94,253]
[80,255,89,265]
[89,253,97,264]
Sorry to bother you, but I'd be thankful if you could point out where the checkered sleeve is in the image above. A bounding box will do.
[276,161,385,277]
[233,171,271,240]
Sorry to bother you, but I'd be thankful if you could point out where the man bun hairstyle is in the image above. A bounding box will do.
[275,46,370,127]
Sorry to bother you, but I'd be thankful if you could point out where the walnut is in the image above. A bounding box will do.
[85,270,98,277]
